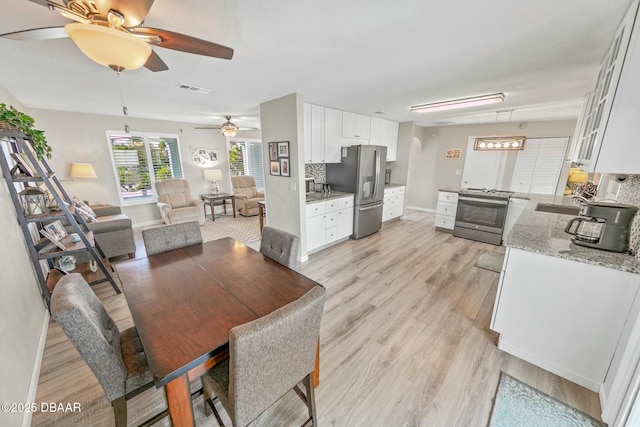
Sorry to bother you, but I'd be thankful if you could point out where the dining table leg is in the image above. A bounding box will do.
[165,373,196,427]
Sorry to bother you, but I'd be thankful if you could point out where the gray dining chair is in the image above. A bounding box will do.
[259,226,299,267]
[50,273,167,427]
[142,221,203,256]
[203,286,326,427]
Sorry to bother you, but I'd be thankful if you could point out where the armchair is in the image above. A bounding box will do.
[155,179,205,225]
[231,175,265,216]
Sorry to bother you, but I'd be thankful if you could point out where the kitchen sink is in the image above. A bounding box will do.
[535,203,581,216]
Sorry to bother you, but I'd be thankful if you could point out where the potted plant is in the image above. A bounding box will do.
[0,103,52,159]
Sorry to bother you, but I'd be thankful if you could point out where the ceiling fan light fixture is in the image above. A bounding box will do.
[65,23,151,70]
[221,124,238,138]
[220,116,238,137]
[410,93,505,113]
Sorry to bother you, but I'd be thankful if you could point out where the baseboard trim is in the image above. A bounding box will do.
[23,311,50,427]
[498,338,601,392]
[406,206,436,213]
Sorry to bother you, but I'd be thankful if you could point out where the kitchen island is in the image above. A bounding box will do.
[491,196,640,394]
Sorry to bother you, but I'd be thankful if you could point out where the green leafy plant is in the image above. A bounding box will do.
[0,103,52,160]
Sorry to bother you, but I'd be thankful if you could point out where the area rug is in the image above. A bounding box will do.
[200,213,261,244]
[489,373,603,427]
[474,250,504,273]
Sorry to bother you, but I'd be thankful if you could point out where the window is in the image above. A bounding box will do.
[227,139,264,190]
[107,131,183,205]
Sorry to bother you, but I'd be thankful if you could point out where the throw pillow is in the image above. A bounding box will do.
[74,204,98,223]
[72,196,96,218]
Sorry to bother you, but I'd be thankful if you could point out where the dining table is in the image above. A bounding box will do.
[115,237,322,427]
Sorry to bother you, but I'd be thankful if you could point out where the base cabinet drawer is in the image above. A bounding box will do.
[436,215,455,230]
[436,201,457,217]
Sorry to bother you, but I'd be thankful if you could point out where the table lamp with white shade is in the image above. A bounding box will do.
[204,169,223,194]
[70,162,98,179]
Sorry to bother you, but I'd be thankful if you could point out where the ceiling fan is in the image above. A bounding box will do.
[0,0,234,72]
[196,116,260,137]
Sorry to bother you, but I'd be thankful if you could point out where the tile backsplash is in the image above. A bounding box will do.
[616,174,640,259]
[305,163,326,183]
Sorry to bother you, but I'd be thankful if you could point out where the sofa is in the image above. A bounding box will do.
[231,175,265,216]
[155,179,205,225]
[64,204,136,260]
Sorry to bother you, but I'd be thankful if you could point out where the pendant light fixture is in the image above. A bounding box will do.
[474,110,525,151]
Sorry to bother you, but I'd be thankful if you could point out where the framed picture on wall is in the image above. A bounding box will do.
[280,158,290,177]
[269,142,278,161]
[277,141,289,157]
[270,161,280,176]
[268,141,290,176]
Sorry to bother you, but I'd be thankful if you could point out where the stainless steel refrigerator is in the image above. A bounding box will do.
[326,145,387,239]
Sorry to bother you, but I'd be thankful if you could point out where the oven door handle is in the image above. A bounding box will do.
[458,196,509,205]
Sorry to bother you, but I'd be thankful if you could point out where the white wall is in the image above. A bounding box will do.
[0,86,49,427]
[405,120,578,209]
[259,93,307,258]
[29,107,260,225]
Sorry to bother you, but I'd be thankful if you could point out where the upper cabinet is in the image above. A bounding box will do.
[303,104,342,163]
[370,117,400,161]
[342,112,371,140]
[571,0,640,173]
[304,104,399,163]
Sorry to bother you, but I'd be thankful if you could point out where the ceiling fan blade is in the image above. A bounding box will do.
[0,26,68,40]
[195,126,222,130]
[94,0,154,27]
[129,27,234,60]
[144,50,169,72]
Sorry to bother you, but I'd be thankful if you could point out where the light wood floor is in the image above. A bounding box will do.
[32,210,603,426]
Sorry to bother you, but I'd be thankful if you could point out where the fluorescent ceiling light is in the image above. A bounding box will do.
[410,93,505,113]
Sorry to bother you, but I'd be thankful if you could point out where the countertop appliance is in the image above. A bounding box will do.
[326,145,387,239]
[305,176,315,195]
[453,188,514,245]
[564,202,639,252]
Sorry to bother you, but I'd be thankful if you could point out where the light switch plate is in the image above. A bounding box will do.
[290,182,296,191]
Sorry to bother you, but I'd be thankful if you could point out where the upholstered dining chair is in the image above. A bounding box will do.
[203,286,326,427]
[50,273,167,427]
[155,179,205,225]
[142,221,203,256]
[259,226,299,267]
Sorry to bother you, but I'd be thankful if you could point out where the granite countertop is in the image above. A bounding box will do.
[385,183,405,189]
[439,187,462,193]
[305,191,354,205]
[505,195,640,274]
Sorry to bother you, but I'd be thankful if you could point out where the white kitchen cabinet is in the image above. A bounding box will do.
[435,191,458,230]
[370,117,399,161]
[303,103,325,163]
[306,195,354,253]
[342,111,371,140]
[303,104,342,163]
[502,198,528,239]
[324,107,343,163]
[382,186,405,222]
[491,247,640,391]
[571,0,640,173]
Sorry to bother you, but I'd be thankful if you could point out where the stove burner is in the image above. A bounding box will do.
[460,188,514,199]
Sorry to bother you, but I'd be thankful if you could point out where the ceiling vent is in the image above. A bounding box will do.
[177,83,210,94]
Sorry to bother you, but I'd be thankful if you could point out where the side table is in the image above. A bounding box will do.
[200,193,236,221]
[258,200,266,231]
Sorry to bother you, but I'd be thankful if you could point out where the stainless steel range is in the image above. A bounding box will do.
[453,188,513,245]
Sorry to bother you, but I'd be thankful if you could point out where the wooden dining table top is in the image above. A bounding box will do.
[115,237,321,387]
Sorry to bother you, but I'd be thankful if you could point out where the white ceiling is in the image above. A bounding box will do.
[0,0,634,130]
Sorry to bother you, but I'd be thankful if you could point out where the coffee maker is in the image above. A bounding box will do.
[564,202,638,252]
